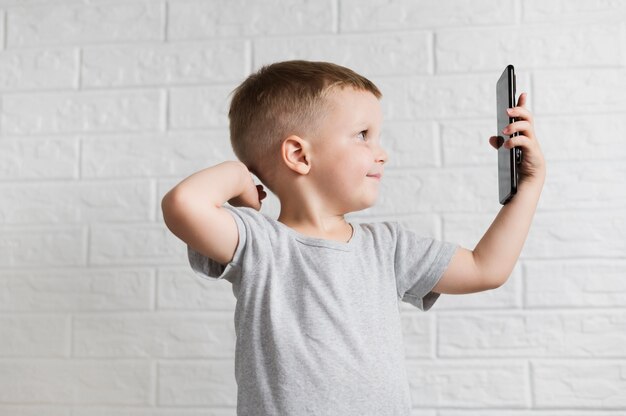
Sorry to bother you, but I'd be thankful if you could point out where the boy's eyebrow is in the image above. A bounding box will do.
[351,120,377,129]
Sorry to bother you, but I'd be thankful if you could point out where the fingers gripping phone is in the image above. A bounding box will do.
[496,64,523,205]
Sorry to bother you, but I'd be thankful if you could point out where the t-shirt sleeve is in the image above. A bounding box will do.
[393,222,459,311]
[187,204,252,284]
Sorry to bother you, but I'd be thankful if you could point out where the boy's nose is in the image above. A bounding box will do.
[376,146,388,164]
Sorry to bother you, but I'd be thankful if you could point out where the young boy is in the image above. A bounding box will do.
[162,60,545,415]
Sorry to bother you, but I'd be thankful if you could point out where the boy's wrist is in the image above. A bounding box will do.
[516,173,545,203]
[214,161,252,206]
[167,160,252,209]
[521,170,545,190]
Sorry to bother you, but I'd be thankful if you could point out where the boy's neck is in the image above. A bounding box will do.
[277,211,353,243]
[273,171,355,242]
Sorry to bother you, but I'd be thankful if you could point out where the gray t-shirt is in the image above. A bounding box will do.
[188,205,458,416]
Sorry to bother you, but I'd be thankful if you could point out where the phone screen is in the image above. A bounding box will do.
[496,65,518,204]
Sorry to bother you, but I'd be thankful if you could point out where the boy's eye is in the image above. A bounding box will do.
[356,130,367,141]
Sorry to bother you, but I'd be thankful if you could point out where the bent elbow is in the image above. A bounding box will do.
[161,189,187,232]
[161,192,175,225]
[486,274,507,290]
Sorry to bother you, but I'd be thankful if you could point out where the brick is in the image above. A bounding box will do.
[0,137,78,180]
[157,267,236,311]
[0,10,4,48]
[73,312,235,358]
[0,180,152,224]
[168,0,333,39]
[525,212,626,258]
[533,361,626,408]
[254,31,431,76]
[400,313,434,358]
[0,360,151,404]
[0,268,152,312]
[534,68,626,115]
[439,311,626,358]
[382,121,439,168]
[0,315,67,356]
[169,85,234,130]
[158,361,236,406]
[6,2,164,47]
[73,408,231,416]
[0,226,85,267]
[0,48,76,90]
[375,167,496,215]
[1,90,163,135]
[525,260,626,308]
[444,213,499,250]
[377,75,497,120]
[0,406,69,416]
[534,114,626,161]
[441,119,495,166]
[0,1,623,412]
[81,131,234,178]
[446,211,626,258]
[82,41,248,87]
[90,223,183,266]
[436,23,623,72]
[522,0,626,23]
[410,410,436,416]
[340,0,515,32]
[541,161,626,210]
[405,361,527,407]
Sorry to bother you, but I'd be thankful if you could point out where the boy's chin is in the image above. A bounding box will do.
[351,197,379,213]
[334,190,380,214]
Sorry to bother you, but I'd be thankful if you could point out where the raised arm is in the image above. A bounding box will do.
[433,92,546,294]
[161,161,264,265]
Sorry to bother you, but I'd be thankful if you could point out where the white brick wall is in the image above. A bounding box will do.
[0,0,624,414]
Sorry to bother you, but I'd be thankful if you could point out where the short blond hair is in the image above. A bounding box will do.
[228,60,381,192]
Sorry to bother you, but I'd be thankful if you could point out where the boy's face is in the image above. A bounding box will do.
[309,87,387,212]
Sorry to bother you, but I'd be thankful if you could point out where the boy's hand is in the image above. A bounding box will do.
[435,93,546,295]
[228,167,267,211]
[489,92,546,184]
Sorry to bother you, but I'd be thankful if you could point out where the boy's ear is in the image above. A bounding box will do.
[281,135,311,175]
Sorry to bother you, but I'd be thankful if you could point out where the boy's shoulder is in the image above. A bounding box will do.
[356,219,398,236]
[223,205,413,246]
[215,206,451,272]
[221,205,277,238]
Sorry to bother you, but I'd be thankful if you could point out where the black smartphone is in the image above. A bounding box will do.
[496,64,522,205]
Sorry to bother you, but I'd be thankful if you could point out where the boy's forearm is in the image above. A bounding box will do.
[163,161,249,208]
[473,176,545,287]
